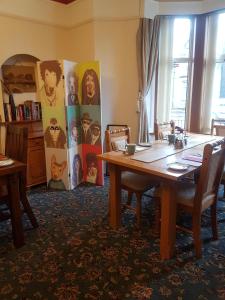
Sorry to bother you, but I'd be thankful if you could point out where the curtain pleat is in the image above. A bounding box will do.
[136,17,160,143]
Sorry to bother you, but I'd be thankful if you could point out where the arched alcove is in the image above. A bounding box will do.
[2,54,39,66]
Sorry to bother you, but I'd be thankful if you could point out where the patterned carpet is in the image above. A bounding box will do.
[0,178,225,300]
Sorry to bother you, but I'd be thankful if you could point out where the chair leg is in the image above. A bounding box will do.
[126,191,133,206]
[154,197,161,233]
[20,176,38,228]
[20,196,38,228]
[192,216,202,258]
[210,203,218,240]
[136,193,142,227]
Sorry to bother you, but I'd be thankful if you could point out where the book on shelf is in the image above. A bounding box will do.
[1,100,42,123]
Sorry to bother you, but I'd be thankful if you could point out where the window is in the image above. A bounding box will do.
[211,13,225,119]
[157,17,195,128]
[170,18,194,127]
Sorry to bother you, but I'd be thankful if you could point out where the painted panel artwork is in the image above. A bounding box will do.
[37,59,103,190]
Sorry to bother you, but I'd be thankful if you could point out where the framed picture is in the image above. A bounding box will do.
[2,65,36,93]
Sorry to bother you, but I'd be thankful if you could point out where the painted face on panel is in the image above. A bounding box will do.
[85,74,95,98]
[82,119,91,130]
[68,75,76,95]
[72,126,79,142]
[49,125,60,144]
[44,69,57,96]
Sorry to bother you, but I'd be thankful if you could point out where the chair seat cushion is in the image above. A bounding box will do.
[152,181,196,207]
[175,181,196,207]
[153,181,215,210]
[121,171,158,192]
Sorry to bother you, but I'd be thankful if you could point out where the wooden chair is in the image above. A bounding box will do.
[211,119,225,197]
[154,121,175,140]
[0,124,38,229]
[105,126,159,226]
[174,138,225,258]
[211,118,225,136]
[105,124,130,176]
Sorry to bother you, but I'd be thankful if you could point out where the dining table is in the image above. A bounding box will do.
[0,159,27,247]
[98,133,221,260]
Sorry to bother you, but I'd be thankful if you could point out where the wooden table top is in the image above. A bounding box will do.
[98,133,220,181]
[0,160,26,177]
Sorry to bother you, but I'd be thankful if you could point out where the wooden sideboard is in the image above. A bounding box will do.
[26,121,46,187]
[0,120,46,187]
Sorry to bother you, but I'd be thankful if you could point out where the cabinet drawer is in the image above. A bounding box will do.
[28,137,44,148]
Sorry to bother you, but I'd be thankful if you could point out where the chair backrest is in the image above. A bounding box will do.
[5,124,28,164]
[154,121,175,140]
[211,118,225,136]
[194,137,225,212]
[105,125,131,152]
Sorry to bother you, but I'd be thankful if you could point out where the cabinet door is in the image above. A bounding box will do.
[27,138,46,187]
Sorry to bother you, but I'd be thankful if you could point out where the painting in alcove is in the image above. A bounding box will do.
[2,65,36,93]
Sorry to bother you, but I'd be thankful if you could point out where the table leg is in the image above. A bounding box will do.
[20,172,38,228]
[160,182,176,260]
[109,163,121,229]
[8,173,25,248]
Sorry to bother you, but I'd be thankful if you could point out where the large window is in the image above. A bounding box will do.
[157,17,194,128]
[156,12,225,132]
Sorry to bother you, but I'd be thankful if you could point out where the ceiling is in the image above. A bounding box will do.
[51,0,76,4]
[51,0,202,3]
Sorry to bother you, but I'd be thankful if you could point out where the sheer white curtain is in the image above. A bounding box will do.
[200,14,218,133]
[156,16,174,123]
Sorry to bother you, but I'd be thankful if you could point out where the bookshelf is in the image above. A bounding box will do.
[0,54,46,187]
[0,86,46,187]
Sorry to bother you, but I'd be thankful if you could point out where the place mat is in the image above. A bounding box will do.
[119,146,149,153]
[0,159,14,167]
[131,147,176,163]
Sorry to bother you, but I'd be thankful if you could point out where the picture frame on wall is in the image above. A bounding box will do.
[2,65,36,93]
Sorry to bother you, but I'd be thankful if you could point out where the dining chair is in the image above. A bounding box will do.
[105,126,159,226]
[0,124,38,229]
[211,118,225,197]
[171,138,225,258]
[154,121,175,140]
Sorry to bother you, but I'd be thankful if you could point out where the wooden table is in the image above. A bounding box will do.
[0,160,27,247]
[98,133,219,260]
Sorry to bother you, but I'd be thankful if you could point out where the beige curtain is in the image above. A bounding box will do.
[136,17,160,143]
[200,14,218,133]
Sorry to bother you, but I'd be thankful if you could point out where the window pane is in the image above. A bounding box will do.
[170,62,189,123]
[216,13,225,58]
[211,62,225,119]
[173,19,191,59]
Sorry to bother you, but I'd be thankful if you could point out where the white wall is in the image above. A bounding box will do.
[94,19,140,142]
[0,14,65,66]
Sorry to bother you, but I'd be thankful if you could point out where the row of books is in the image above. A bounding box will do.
[3,100,42,122]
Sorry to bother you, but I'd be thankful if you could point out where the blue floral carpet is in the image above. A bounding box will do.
[0,178,225,299]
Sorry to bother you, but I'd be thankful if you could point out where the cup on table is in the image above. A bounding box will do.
[125,143,136,155]
[168,134,176,145]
